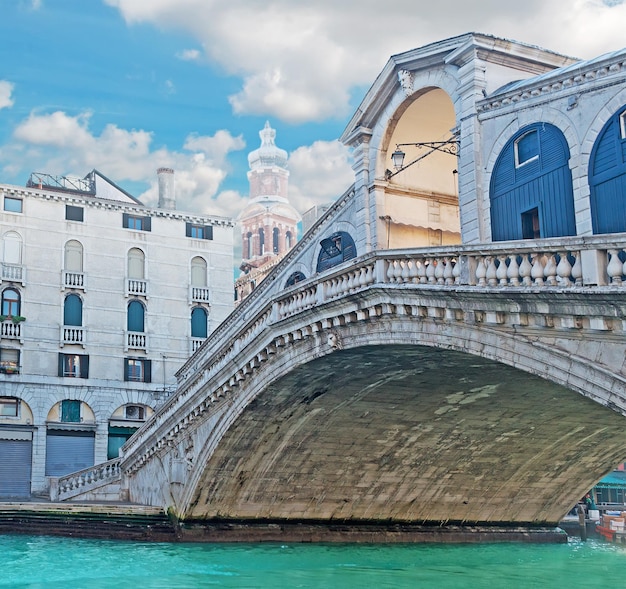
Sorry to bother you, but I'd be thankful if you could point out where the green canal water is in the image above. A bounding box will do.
[1,534,624,588]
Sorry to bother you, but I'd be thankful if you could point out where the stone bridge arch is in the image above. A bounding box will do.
[123,281,626,524]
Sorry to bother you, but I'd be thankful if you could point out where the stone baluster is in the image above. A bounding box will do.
[386,260,396,283]
[531,254,545,286]
[443,258,454,285]
[544,254,558,286]
[506,255,520,286]
[426,260,436,284]
[486,257,498,287]
[475,256,487,286]
[417,259,427,284]
[435,259,445,285]
[452,258,461,285]
[571,252,583,286]
[496,255,508,286]
[556,252,572,287]
[607,249,623,285]
[519,254,532,286]
[408,259,419,283]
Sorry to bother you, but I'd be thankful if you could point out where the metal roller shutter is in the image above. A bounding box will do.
[0,438,32,498]
[45,430,95,476]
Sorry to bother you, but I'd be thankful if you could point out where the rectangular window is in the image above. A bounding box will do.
[0,348,20,374]
[514,130,540,168]
[124,358,151,383]
[58,353,89,378]
[125,405,145,420]
[4,197,23,213]
[65,205,84,222]
[0,396,19,417]
[61,399,81,422]
[186,223,213,240]
[620,111,626,140]
[123,213,151,232]
[521,207,541,239]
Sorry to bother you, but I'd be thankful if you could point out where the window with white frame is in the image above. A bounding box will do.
[191,256,207,287]
[1,288,20,317]
[128,248,145,280]
[620,111,626,140]
[58,353,89,378]
[0,348,20,374]
[64,240,83,272]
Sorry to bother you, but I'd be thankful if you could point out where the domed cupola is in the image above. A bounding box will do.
[247,121,288,170]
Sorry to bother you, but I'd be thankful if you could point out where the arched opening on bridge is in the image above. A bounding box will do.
[490,123,575,241]
[380,88,460,249]
[186,345,626,525]
[589,104,626,234]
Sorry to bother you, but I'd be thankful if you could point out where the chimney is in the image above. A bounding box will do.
[157,168,176,210]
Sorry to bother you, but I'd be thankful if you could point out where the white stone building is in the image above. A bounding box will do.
[0,168,234,498]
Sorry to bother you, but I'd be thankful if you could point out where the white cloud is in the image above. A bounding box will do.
[177,48,201,61]
[104,0,626,124]
[6,110,247,215]
[288,140,354,213]
[0,81,15,110]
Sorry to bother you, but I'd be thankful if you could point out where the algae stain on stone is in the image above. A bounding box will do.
[435,384,498,415]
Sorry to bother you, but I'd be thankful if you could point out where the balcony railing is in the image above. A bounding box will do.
[62,270,86,290]
[60,326,85,347]
[0,319,22,341]
[190,337,205,354]
[126,278,148,297]
[126,331,147,351]
[190,286,210,304]
[1,263,25,284]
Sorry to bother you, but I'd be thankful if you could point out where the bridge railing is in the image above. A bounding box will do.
[49,458,122,501]
[119,233,626,464]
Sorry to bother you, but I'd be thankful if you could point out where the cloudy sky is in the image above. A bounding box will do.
[1,0,625,219]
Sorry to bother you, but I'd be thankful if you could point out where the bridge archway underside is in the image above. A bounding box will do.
[186,344,626,525]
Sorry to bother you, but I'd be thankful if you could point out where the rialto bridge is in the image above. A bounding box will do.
[48,33,626,532]
[52,232,626,527]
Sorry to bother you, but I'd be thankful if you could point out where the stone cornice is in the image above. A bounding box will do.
[478,54,626,115]
[0,183,234,227]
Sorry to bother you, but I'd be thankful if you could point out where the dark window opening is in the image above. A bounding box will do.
[521,207,541,239]
[186,223,213,240]
[285,271,306,287]
[124,358,151,383]
[65,205,84,222]
[61,399,81,422]
[316,231,357,272]
[123,213,151,232]
[58,353,89,379]
[0,348,20,374]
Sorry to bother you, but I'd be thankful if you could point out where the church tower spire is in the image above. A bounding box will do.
[238,122,300,271]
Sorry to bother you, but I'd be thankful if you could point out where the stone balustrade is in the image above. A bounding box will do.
[0,320,22,340]
[126,278,148,297]
[50,458,122,501]
[61,326,85,346]
[63,270,85,290]
[126,331,147,351]
[1,263,24,284]
[119,235,626,475]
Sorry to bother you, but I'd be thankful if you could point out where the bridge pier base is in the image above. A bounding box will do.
[172,519,568,544]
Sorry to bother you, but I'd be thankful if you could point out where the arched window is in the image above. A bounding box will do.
[285,231,293,249]
[316,232,357,273]
[285,271,306,287]
[490,122,575,241]
[1,288,20,316]
[258,228,265,255]
[3,231,22,265]
[63,294,82,326]
[127,248,145,279]
[127,300,145,332]
[273,227,280,254]
[246,232,253,259]
[589,106,626,234]
[64,240,83,272]
[191,307,208,338]
[191,256,207,287]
